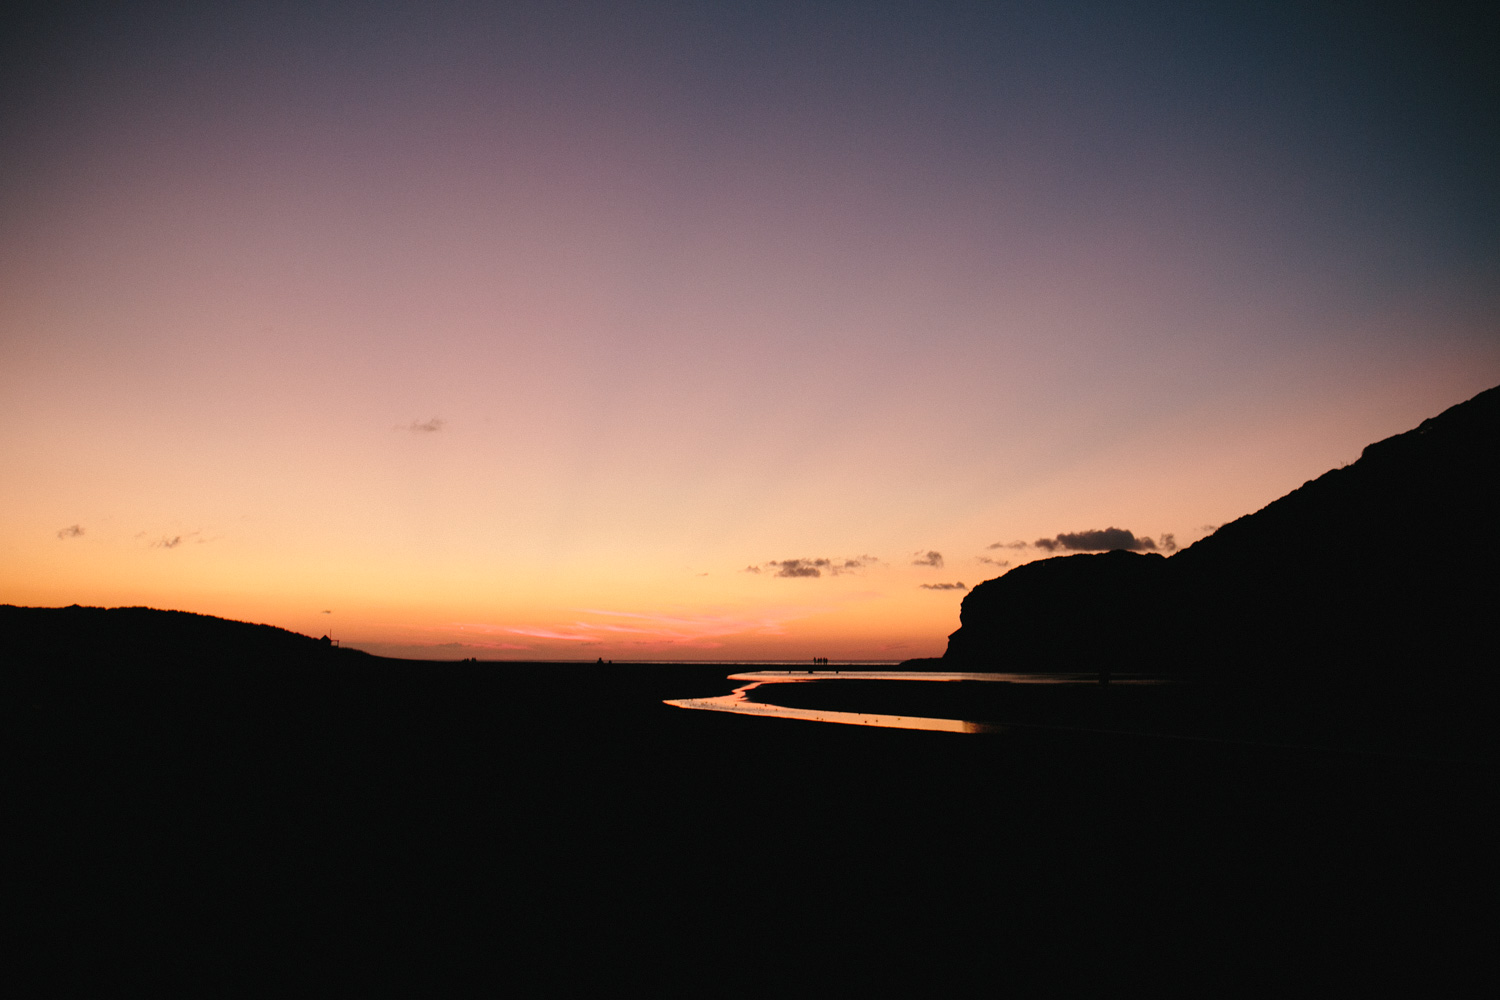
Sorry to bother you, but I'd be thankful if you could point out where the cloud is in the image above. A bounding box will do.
[56,524,84,539]
[147,529,203,549]
[976,556,1009,567]
[501,625,597,641]
[919,582,967,590]
[770,558,828,578]
[987,540,1029,550]
[754,555,875,578]
[1033,527,1157,552]
[1159,533,1177,552]
[405,418,446,433]
[453,605,824,649]
[912,550,944,568]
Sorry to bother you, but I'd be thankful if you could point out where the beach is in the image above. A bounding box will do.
[11,654,1491,987]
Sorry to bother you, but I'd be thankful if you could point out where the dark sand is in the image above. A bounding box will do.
[11,657,1493,989]
[741,673,1496,760]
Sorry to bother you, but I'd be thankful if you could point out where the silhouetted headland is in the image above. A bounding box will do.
[939,384,1499,691]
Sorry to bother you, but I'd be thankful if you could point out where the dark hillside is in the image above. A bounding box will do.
[946,384,1500,686]
[1169,384,1500,677]
[3,604,356,663]
[2,604,368,698]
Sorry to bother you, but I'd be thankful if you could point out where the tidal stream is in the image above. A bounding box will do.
[664,670,1151,734]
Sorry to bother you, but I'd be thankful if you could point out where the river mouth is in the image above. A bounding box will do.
[664,670,1162,734]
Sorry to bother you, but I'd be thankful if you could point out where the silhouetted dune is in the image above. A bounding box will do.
[945,384,1500,687]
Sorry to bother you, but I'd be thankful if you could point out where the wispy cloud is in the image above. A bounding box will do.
[452,604,830,650]
[911,550,944,568]
[493,626,592,641]
[148,529,205,549]
[403,417,446,433]
[976,556,1009,567]
[919,582,967,590]
[56,524,84,539]
[987,540,1029,550]
[369,639,536,657]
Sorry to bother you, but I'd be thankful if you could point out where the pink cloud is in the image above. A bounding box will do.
[449,604,826,648]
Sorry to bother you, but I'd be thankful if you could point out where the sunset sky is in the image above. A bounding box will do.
[4,2,1497,659]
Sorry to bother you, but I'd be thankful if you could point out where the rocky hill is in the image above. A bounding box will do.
[945,384,1500,684]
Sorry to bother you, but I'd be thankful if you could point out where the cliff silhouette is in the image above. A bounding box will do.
[945,384,1500,686]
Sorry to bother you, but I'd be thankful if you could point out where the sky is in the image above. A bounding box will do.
[3,1,1497,659]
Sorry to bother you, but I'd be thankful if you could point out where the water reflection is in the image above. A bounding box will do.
[664,670,1157,734]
